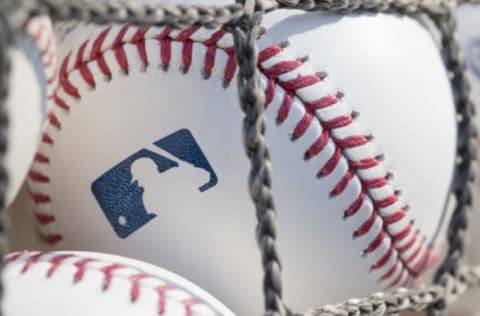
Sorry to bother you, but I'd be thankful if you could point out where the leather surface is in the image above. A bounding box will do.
[5,17,50,205]
[3,251,234,316]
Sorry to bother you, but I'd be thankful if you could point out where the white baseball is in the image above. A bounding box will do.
[6,16,55,205]
[3,250,234,316]
[29,6,457,315]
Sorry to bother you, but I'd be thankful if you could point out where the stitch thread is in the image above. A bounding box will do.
[23,17,57,98]
[4,251,224,316]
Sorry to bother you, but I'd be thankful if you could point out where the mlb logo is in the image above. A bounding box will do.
[91,129,218,238]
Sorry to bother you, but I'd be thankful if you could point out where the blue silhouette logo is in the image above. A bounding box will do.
[91,129,217,238]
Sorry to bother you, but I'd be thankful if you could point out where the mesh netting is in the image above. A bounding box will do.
[1,0,479,315]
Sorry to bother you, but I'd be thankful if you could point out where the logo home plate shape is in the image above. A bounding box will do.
[91,129,218,238]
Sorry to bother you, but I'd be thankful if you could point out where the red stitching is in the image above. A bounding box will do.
[405,243,424,265]
[183,298,201,316]
[388,269,406,288]
[5,252,225,315]
[392,224,412,243]
[22,18,57,113]
[362,177,387,189]
[113,24,131,74]
[265,79,275,107]
[156,285,175,314]
[60,54,80,98]
[101,263,123,291]
[4,252,25,265]
[41,233,63,245]
[397,234,418,253]
[176,28,198,72]
[323,115,353,129]
[157,27,173,69]
[47,111,61,130]
[292,112,313,140]
[380,258,401,281]
[41,133,53,145]
[336,135,368,148]
[76,41,95,88]
[21,252,44,273]
[380,260,399,281]
[304,95,338,111]
[30,192,51,204]
[132,27,150,68]
[331,169,354,196]
[374,195,398,209]
[258,44,430,282]
[34,212,56,225]
[29,170,50,183]
[344,191,365,218]
[304,129,330,160]
[29,24,432,287]
[277,92,293,123]
[263,60,302,77]
[32,23,45,44]
[223,47,236,86]
[92,27,112,78]
[26,18,65,250]
[371,246,393,271]
[73,258,96,283]
[354,211,376,238]
[349,158,378,169]
[52,94,69,111]
[412,247,429,273]
[281,74,321,91]
[258,45,282,63]
[365,230,386,254]
[204,30,228,78]
[319,147,342,177]
[47,254,74,277]
[383,210,406,225]
[24,17,57,99]
[129,274,148,302]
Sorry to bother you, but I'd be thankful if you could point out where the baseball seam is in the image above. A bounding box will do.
[28,24,431,287]
[4,251,221,315]
[23,17,57,98]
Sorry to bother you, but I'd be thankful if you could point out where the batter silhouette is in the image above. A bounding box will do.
[130,156,210,214]
[92,129,218,238]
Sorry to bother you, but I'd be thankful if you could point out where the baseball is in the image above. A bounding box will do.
[3,250,234,315]
[28,5,457,315]
[6,16,55,206]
